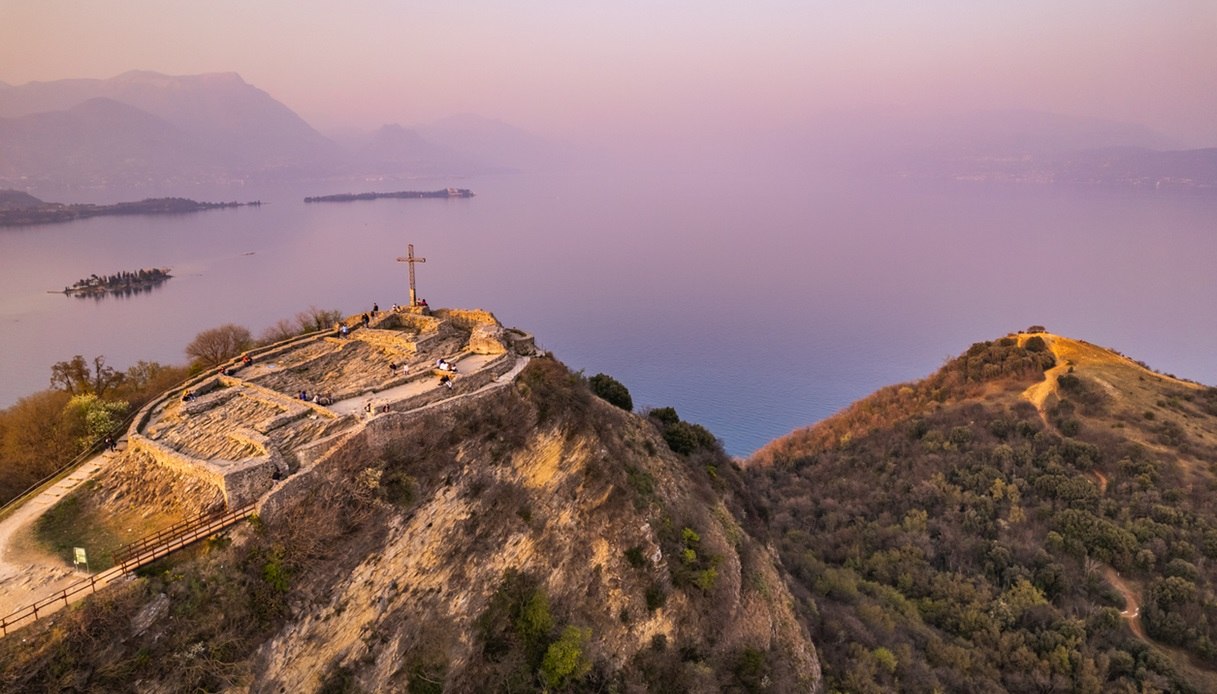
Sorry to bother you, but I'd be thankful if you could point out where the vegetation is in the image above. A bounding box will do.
[0,356,186,505]
[647,406,720,456]
[749,336,1217,692]
[258,305,344,343]
[61,268,171,298]
[588,373,633,411]
[184,323,253,368]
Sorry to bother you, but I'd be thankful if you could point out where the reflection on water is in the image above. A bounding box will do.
[1,169,1215,456]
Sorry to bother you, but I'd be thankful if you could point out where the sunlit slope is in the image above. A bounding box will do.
[746,331,1217,692]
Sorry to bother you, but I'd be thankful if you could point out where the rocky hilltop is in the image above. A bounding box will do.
[0,308,820,692]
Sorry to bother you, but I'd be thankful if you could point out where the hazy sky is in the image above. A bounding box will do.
[2,0,1215,145]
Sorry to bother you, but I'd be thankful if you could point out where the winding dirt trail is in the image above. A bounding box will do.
[1104,568,1146,639]
[1019,334,1068,426]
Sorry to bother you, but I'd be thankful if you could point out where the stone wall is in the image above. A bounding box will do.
[432,308,498,330]
[378,311,443,334]
[257,428,368,524]
[128,429,283,508]
[349,328,422,357]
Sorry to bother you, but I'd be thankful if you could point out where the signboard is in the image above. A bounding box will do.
[73,547,87,569]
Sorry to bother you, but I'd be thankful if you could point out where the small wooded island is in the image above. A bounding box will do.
[303,187,474,203]
[59,268,172,298]
[0,190,260,227]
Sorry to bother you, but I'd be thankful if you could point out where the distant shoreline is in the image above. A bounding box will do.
[304,188,474,203]
[0,195,261,227]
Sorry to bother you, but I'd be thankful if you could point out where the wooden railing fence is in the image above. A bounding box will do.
[0,504,255,637]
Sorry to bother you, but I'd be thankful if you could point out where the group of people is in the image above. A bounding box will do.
[388,298,427,312]
[436,358,458,389]
[364,399,391,415]
[298,390,334,406]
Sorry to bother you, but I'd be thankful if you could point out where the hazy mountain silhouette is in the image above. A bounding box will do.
[0,97,214,187]
[336,123,482,176]
[417,113,576,172]
[0,72,339,187]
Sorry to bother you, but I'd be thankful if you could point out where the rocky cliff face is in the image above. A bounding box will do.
[0,357,820,692]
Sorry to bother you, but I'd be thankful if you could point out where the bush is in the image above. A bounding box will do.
[589,373,633,411]
[540,626,592,689]
[648,407,720,455]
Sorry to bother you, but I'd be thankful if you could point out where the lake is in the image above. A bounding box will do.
[2,167,1215,457]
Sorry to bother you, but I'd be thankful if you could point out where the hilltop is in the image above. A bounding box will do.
[747,331,1217,692]
[0,308,819,692]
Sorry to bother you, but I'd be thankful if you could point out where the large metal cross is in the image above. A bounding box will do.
[396,243,426,307]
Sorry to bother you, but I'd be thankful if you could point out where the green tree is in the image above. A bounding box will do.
[62,394,129,449]
[540,625,591,689]
[589,373,633,411]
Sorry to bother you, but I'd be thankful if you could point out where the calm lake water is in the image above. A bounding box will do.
[2,168,1215,457]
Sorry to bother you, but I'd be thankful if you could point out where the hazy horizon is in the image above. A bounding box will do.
[3,1,1216,152]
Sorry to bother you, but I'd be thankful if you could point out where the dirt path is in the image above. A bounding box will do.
[1093,470,1109,494]
[1019,335,1068,426]
[1104,568,1146,640]
[0,451,119,617]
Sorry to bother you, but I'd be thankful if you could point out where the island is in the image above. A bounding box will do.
[0,190,260,227]
[303,187,474,203]
[59,268,172,298]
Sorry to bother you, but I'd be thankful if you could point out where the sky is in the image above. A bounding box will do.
[2,1,1216,146]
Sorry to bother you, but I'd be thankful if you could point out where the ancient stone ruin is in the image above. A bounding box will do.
[125,308,537,507]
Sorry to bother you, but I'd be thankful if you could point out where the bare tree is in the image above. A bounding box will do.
[49,355,124,396]
[185,324,252,367]
[296,306,344,333]
[259,318,298,345]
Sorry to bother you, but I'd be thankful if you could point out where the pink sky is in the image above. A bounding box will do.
[2,1,1215,145]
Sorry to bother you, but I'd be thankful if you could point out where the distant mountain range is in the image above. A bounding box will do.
[0,71,561,191]
[785,107,1217,190]
[1,71,1213,193]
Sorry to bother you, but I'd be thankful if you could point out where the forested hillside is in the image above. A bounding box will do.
[749,333,1217,692]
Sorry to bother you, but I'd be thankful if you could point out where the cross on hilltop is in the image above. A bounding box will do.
[396,243,426,307]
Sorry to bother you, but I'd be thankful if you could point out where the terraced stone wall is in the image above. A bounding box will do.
[432,308,498,330]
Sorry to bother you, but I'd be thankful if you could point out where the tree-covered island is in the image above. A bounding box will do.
[60,268,172,298]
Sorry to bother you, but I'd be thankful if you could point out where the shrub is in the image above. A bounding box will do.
[540,626,592,689]
[589,373,633,411]
[625,545,649,568]
[1024,336,1048,353]
[646,583,667,611]
[648,408,720,455]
